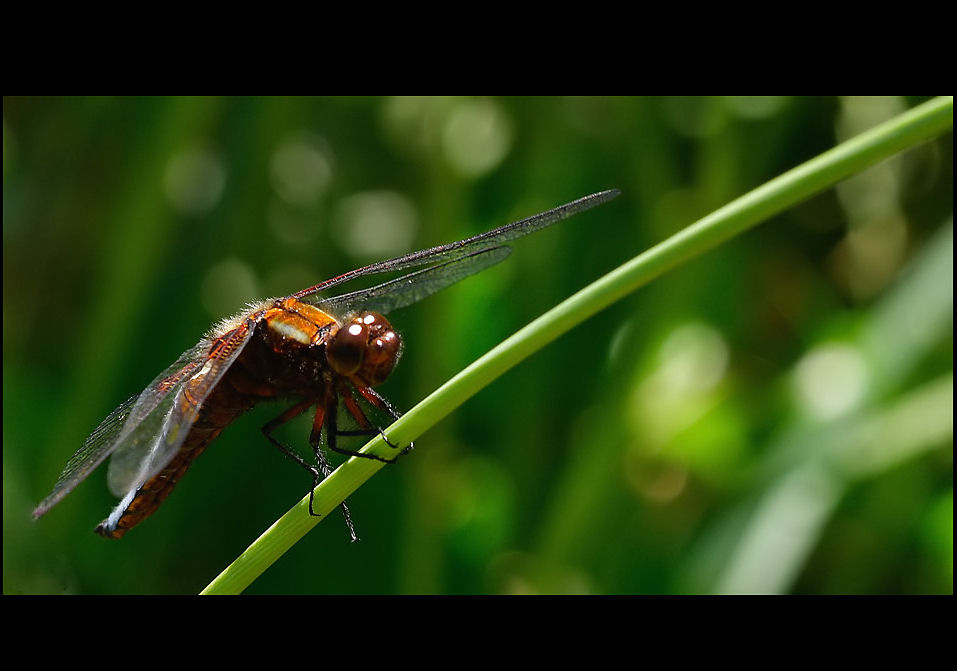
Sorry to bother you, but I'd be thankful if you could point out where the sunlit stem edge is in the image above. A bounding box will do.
[201,95,953,595]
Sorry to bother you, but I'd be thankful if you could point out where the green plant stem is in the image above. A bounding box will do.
[201,95,953,595]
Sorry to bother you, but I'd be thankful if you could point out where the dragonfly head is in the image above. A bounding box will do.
[326,311,401,387]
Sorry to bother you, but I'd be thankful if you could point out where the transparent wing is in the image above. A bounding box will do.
[32,338,210,519]
[314,246,511,316]
[292,189,620,302]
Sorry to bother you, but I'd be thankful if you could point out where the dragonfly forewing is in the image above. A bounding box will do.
[315,247,511,316]
[293,189,620,301]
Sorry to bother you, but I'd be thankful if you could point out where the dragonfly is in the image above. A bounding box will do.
[33,189,620,539]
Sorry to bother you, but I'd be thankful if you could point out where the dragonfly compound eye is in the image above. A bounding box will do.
[348,312,400,386]
[361,327,400,386]
[327,321,368,377]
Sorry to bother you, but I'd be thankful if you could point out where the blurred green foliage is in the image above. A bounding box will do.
[3,96,952,595]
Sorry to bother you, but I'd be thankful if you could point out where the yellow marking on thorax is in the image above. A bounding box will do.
[265,298,338,346]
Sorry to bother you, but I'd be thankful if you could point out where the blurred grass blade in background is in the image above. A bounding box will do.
[707,221,953,594]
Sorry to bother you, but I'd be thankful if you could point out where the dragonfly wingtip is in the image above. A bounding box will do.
[31,498,54,521]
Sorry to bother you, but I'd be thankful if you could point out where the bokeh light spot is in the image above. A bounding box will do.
[201,257,261,319]
[331,190,418,259]
[164,148,226,216]
[441,99,513,178]
[792,342,869,420]
[270,133,334,206]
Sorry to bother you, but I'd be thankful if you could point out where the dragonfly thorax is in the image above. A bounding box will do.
[261,297,338,348]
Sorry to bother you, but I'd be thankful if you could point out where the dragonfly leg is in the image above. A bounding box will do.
[326,384,411,464]
[356,386,415,456]
[262,399,357,542]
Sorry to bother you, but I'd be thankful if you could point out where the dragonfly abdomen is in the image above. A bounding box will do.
[94,431,218,538]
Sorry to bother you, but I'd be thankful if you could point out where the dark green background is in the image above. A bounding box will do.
[3,96,952,594]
